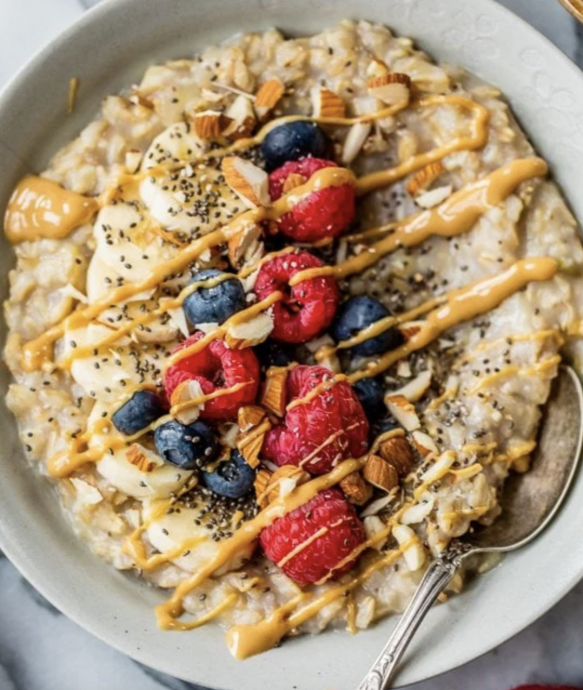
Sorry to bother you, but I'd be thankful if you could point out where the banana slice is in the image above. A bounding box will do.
[88,402,193,499]
[139,123,242,235]
[93,201,178,283]
[144,503,256,574]
[65,322,163,403]
[141,122,207,171]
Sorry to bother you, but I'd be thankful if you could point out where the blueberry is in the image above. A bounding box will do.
[154,420,218,470]
[353,378,385,421]
[183,269,246,326]
[112,390,164,435]
[255,339,293,368]
[202,450,255,499]
[261,122,328,171]
[331,295,405,357]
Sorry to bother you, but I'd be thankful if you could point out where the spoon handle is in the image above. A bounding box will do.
[356,554,460,690]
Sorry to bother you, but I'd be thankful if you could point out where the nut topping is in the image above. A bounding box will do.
[363,454,399,492]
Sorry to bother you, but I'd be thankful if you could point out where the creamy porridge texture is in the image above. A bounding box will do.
[3,20,583,658]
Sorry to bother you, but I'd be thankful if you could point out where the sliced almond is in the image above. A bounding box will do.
[378,436,414,476]
[367,73,411,107]
[342,122,371,164]
[390,369,432,403]
[411,430,438,458]
[282,172,307,195]
[396,359,412,378]
[386,395,421,431]
[237,405,267,433]
[224,95,257,140]
[418,450,457,485]
[254,468,273,508]
[192,109,233,140]
[261,366,288,417]
[363,454,399,492]
[415,185,453,209]
[364,515,389,550]
[399,321,424,341]
[125,149,143,174]
[340,471,373,506]
[126,443,157,473]
[254,78,285,120]
[170,379,205,424]
[265,465,310,504]
[227,223,264,269]
[400,498,434,525]
[406,161,446,197]
[311,88,346,119]
[361,493,395,518]
[225,311,273,349]
[201,88,225,103]
[393,523,427,572]
[237,418,272,469]
[366,59,389,79]
[222,156,270,208]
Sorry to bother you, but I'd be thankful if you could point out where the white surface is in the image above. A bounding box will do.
[0,1,582,690]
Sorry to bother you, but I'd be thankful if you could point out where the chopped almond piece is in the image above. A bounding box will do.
[411,430,438,457]
[126,444,157,473]
[386,395,421,431]
[192,109,232,140]
[363,454,399,492]
[266,465,310,503]
[340,471,373,506]
[222,156,270,208]
[261,366,288,417]
[254,78,285,120]
[311,88,346,119]
[399,321,424,340]
[282,172,307,195]
[227,223,264,268]
[342,122,371,164]
[224,95,257,140]
[391,370,432,403]
[406,161,446,197]
[237,405,267,433]
[378,436,414,477]
[254,468,273,507]
[237,418,272,469]
[225,312,273,349]
[415,185,453,209]
[367,73,411,106]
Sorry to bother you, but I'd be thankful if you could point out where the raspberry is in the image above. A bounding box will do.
[164,333,260,421]
[259,488,365,584]
[254,251,340,344]
[268,158,355,243]
[262,365,370,474]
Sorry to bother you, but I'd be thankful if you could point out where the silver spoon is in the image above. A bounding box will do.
[357,364,583,690]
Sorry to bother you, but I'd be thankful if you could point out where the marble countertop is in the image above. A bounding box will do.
[1,1,583,689]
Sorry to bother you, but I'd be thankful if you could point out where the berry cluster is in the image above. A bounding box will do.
[111,121,405,584]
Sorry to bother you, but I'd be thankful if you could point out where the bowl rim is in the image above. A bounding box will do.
[1,0,583,688]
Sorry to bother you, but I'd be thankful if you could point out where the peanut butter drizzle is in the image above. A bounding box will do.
[349,257,558,383]
[58,272,237,367]
[48,382,250,478]
[166,291,284,368]
[315,296,447,364]
[226,549,402,659]
[285,374,348,412]
[5,176,99,244]
[289,157,549,287]
[155,456,366,629]
[465,354,561,395]
[167,594,239,632]
[21,227,227,371]
[355,95,490,196]
[21,167,353,373]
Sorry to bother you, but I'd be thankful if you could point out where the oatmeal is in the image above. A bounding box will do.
[3,20,583,658]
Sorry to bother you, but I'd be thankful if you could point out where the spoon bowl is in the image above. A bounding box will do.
[357,365,583,690]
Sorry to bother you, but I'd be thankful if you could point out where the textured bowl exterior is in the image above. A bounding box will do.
[0,1,583,688]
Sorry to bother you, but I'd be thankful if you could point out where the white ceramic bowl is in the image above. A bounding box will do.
[1,1,583,688]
